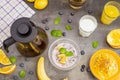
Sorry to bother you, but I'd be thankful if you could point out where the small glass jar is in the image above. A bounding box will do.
[69,0,86,9]
[79,15,97,37]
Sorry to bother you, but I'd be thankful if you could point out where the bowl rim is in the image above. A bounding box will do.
[48,38,80,71]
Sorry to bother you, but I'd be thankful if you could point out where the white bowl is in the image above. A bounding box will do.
[48,38,80,71]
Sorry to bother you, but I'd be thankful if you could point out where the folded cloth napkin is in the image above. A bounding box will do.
[0,0,35,47]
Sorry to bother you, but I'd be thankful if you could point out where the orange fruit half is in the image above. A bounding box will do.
[0,49,11,65]
[110,45,120,49]
[107,29,120,48]
[0,64,16,74]
[90,49,120,80]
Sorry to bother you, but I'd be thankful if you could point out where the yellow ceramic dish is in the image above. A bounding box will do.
[90,49,120,80]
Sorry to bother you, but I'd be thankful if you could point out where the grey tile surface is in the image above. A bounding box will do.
[1,0,120,80]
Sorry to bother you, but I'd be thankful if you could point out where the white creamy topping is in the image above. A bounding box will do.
[80,18,96,32]
[52,43,78,68]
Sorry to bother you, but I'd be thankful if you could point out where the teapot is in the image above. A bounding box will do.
[3,17,48,57]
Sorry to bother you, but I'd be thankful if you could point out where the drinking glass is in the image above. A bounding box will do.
[101,1,120,25]
[69,0,86,9]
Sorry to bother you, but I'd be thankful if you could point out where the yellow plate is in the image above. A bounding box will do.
[90,49,120,80]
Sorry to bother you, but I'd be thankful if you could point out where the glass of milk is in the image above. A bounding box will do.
[79,15,97,37]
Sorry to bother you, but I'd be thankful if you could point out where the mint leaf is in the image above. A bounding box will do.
[54,16,61,25]
[65,51,73,57]
[51,30,62,37]
[59,48,66,54]
[51,30,57,36]
[9,56,17,64]
[19,70,26,78]
[66,25,72,30]
[92,40,99,48]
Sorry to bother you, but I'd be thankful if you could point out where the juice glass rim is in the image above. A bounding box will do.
[104,1,120,18]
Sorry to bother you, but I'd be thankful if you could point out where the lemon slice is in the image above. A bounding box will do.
[29,42,39,53]
[0,49,11,65]
[0,64,16,74]
[90,49,120,80]
[107,29,120,48]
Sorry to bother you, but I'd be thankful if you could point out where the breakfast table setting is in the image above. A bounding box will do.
[0,0,120,80]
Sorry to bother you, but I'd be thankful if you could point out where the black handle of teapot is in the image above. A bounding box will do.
[3,37,16,52]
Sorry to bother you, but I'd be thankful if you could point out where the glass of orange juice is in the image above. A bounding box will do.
[101,1,120,25]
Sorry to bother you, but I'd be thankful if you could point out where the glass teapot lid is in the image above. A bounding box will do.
[11,17,37,43]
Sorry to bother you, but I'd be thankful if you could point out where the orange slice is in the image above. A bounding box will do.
[90,49,120,80]
[107,29,120,48]
[110,45,120,49]
[0,49,11,65]
[0,64,16,74]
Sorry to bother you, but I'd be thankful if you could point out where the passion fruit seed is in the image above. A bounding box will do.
[19,70,26,78]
